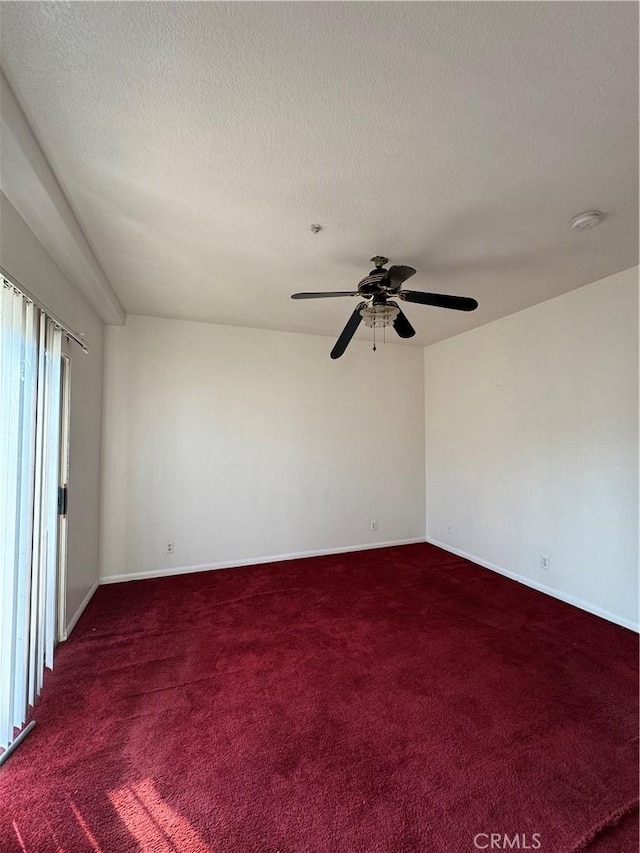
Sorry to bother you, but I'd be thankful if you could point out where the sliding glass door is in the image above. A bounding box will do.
[0,280,64,757]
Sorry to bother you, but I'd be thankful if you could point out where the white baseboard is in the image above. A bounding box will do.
[427,538,639,633]
[99,537,426,585]
[63,579,99,639]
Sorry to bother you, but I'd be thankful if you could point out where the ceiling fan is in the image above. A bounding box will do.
[291,256,479,359]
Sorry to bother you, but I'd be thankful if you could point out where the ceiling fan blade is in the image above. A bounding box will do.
[330,303,366,359]
[386,265,417,291]
[291,291,359,299]
[392,306,416,338]
[400,291,478,311]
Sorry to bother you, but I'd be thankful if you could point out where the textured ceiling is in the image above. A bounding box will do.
[1,1,638,346]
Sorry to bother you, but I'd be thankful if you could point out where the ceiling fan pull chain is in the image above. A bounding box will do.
[372,321,377,352]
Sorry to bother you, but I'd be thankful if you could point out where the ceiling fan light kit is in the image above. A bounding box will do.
[360,304,399,328]
[291,257,479,359]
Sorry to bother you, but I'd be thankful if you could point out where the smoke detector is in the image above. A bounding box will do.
[571,211,603,231]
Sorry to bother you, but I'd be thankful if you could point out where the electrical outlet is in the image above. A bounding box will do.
[370,520,378,532]
[541,554,549,570]
[166,540,175,555]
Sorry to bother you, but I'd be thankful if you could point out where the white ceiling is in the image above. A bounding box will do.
[1,2,638,346]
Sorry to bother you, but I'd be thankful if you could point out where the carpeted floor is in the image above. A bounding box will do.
[1,543,638,852]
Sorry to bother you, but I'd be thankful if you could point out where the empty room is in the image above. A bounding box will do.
[0,2,638,852]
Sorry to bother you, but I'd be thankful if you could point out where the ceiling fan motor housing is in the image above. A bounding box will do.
[358,270,387,294]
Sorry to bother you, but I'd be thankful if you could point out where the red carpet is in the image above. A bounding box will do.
[1,543,638,852]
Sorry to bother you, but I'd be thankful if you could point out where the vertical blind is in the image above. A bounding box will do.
[0,279,62,753]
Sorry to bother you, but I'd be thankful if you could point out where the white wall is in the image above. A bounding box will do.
[1,192,104,633]
[424,266,639,630]
[100,315,425,581]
